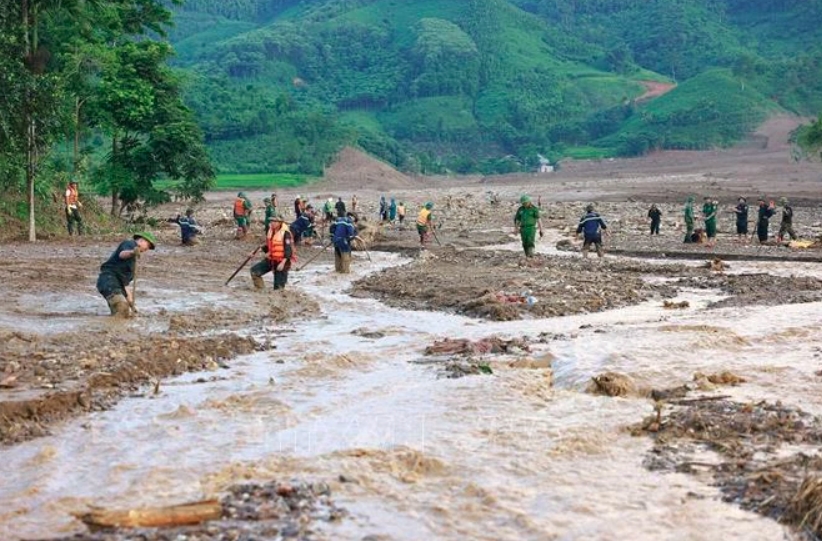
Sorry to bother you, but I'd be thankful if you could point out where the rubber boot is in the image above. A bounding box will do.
[107,294,131,318]
[334,251,342,273]
[340,251,351,274]
[251,274,264,290]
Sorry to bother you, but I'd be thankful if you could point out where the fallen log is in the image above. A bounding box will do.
[76,499,221,530]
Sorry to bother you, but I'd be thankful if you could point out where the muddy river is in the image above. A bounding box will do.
[1,230,821,540]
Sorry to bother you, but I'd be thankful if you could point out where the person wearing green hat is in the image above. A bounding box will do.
[702,196,718,246]
[416,202,435,247]
[251,214,295,290]
[233,192,252,239]
[263,197,276,234]
[96,232,156,317]
[683,196,695,243]
[777,197,796,242]
[514,195,544,257]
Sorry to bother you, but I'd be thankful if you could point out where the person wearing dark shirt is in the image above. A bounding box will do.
[777,197,797,241]
[756,198,776,243]
[647,204,662,236]
[734,197,749,240]
[576,204,608,258]
[96,232,156,317]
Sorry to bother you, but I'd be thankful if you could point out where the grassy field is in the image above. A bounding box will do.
[158,173,314,192]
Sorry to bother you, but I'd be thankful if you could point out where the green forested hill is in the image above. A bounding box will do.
[170,0,822,174]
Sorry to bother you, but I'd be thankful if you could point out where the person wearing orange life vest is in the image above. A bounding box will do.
[250,214,295,290]
[416,202,435,247]
[65,180,84,235]
[233,192,252,239]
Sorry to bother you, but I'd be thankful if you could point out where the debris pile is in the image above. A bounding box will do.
[48,480,344,540]
[634,399,822,537]
[424,336,530,356]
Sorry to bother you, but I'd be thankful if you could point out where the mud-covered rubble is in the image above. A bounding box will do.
[0,332,263,445]
[352,250,685,321]
[677,273,822,308]
[633,399,822,538]
[44,480,344,541]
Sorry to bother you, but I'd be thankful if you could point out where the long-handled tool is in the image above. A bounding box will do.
[431,226,442,246]
[353,236,372,262]
[225,245,262,286]
[296,241,331,271]
[129,254,139,315]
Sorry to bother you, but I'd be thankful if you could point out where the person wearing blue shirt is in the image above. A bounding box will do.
[576,204,608,258]
[330,216,358,273]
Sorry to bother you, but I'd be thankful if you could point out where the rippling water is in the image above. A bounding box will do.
[1,247,820,540]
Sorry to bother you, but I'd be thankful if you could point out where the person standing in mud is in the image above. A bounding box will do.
[397,201,406,224]
[335,196,346,218]
[270,192,278,212]
[294,195,303,218]
[514,195,544,257]
[702,197,718,246]
[777,198,797,242]
[263,197,276,235]
[96,232,156,317]
[734,197,749,241]
[65,180,83,236]
[683,196,695,243]
[416,202,435,247]
[756,197,776,243]
[576,203,608,258]
[251,214,294,290]
[389,198,397,223]
[330,215,357,274]
[351,194,358,212]
[233,192,252,239]
[648,204,662,236]
[379,195,388,223]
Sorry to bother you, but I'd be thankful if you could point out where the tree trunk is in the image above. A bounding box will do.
[23,0,37,242]
[73,98,81,173]
[110,132,119,216]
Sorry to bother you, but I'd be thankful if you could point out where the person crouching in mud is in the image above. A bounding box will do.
[96,232,156,317]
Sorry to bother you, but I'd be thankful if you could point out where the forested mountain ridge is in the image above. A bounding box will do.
[170,0,822,174]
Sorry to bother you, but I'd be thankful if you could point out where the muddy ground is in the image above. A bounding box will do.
[2,126,822,539]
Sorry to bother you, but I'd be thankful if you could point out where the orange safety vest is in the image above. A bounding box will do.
[417,208,431,226]
[233,197,247,216]
[65,185,79,206]
[266,224,295,262]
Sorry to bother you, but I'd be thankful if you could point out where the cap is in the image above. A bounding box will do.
[520,195,532,204]
[425,202,433,210]
[133,231,157,250]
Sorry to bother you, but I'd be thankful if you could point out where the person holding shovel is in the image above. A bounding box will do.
[514,195,544,257]
[96,232,156,317]
[416,202,435,248]
[250,214,295,290]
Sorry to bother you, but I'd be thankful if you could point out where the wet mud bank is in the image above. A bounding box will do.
[351,249,695,320]
[0,332,263,445]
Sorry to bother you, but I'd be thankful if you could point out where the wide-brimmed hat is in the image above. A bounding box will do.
[520,195,532,204]
[133,231,157,250]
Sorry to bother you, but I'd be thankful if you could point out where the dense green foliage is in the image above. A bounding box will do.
[168,0,822,174]
[0,0,215,239]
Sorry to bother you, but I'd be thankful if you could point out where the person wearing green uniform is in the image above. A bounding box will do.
[514,195,544,257]
[263,197,276,234]
[777,197,797,242]
[683,196,695,243]
[702,197,718,245]
[96,232,156,317]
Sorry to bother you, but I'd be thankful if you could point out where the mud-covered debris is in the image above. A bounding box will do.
[634,398,822,536]
[48,480,344,541]
[705,258,728,272]
[443,358,493,378]
[786,475,822,537]
[587,372,639,397]
[424,336,530,356]
[694,371,746,386]
[663,300,690,309]
[351,327,386,339]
